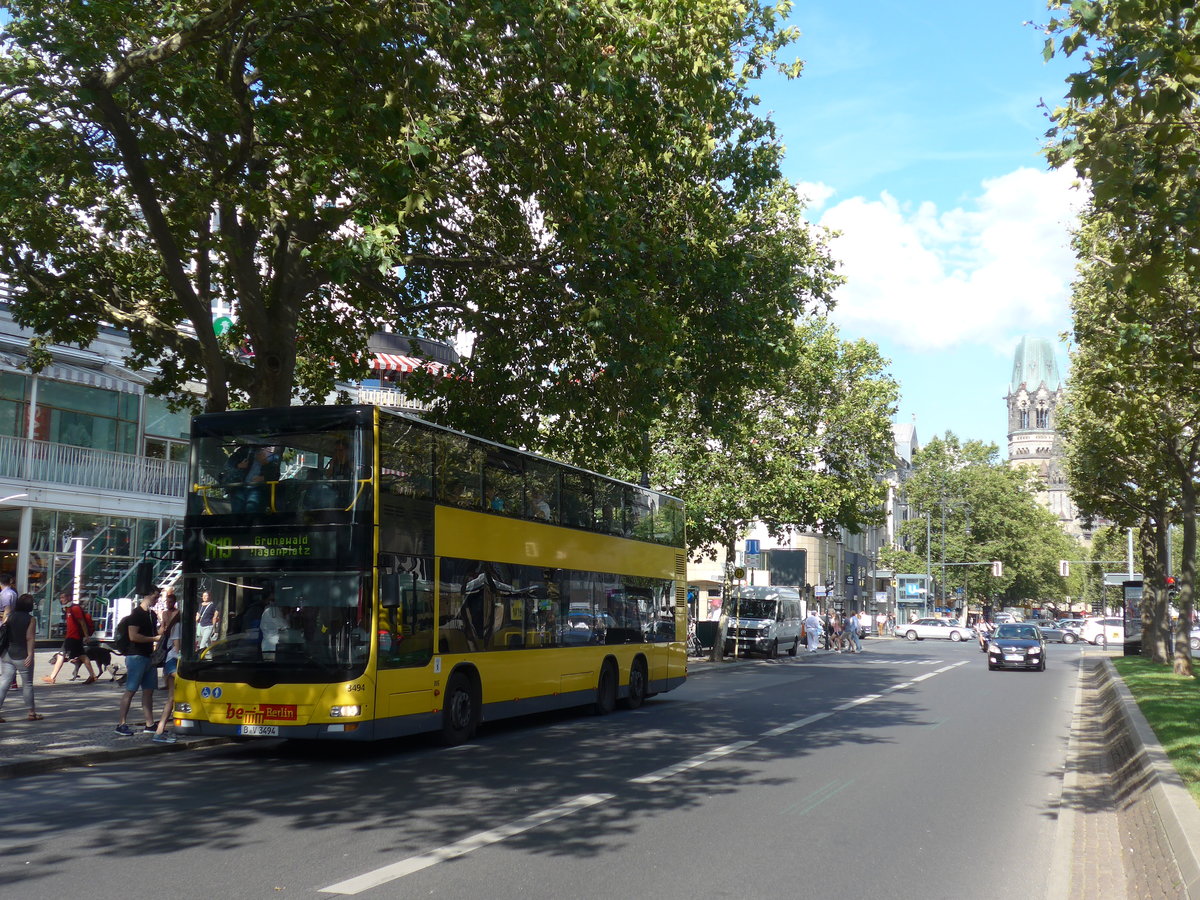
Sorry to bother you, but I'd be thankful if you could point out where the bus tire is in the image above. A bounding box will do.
[622,658,648,710]
[441,670,479,746]
[594,661,617,715]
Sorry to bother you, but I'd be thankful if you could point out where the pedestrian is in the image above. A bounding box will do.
[831,612,845,652]
[847,610,863,653]
[822,610,833,650]
[152,599,182,744]
[115,591,159,736]
[0,594,42,721]
[876,611,887,637]
[803,608,822,653]
[0,574,16,692]
[158,589,180,651]
[196,590,220,650]
[0,572,15,622]
[43,591,98,684]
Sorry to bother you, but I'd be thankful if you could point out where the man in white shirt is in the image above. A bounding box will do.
[803,608,822,653]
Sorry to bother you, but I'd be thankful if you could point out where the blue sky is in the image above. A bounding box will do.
[757,1,1083,455]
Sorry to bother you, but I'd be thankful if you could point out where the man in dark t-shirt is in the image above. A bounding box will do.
[115,592,159,736]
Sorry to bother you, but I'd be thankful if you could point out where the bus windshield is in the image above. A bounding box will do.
[184,571,370,681]
[190,417,371,518]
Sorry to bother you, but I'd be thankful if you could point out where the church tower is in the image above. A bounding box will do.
[1005,337,1089,542]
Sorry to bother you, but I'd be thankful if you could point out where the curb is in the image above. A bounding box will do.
[0,736,234,780]
[1046,656,1088,899]
[1104,659,1200,899]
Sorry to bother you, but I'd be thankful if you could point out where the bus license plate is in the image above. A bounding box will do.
[239,725,279,737]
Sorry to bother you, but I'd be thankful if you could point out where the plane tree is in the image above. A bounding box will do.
[1045,0,1200,673]
[0,0,832,467]
[895,434,1082,611]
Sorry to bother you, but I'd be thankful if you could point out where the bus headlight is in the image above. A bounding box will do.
[330,705,362,718]
[176,702,192,714]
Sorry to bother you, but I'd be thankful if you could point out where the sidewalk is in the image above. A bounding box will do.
[0,648,228,779]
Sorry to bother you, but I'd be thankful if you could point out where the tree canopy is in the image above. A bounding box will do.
[0,0,834,468]
[1046,0,1200,673]
[643,318,898,559]
[894,433,1082,609]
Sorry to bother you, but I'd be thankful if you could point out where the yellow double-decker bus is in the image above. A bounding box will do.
[174,405,687,743]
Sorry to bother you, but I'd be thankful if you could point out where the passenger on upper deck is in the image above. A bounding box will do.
[242,445,280,514]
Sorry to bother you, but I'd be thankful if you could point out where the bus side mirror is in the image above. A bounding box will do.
[381,572,401,609]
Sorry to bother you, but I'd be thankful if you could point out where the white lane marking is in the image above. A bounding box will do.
[630,740,757,785]
[832,693,882,711]
[319,793,614,894]
[325,654,972,891]
[761,712,832,737]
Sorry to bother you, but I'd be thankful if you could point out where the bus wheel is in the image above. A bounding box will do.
[441,671,478,745]
[622,659,647,710]
[594,662,617,715]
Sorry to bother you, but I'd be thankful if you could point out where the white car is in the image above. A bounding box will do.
[1079,617,1125,647]
[895,618,973,642]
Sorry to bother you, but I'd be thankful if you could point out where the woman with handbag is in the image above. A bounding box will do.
[0,594,43,721]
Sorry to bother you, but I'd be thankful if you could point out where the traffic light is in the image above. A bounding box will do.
[1166,576,1179,599]
[991,560,1003,577]
[1059,559,1070,578]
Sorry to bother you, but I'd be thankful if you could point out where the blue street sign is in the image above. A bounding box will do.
[745,539,760,555]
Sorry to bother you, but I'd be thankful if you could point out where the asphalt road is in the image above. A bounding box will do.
[1,638,1083,899]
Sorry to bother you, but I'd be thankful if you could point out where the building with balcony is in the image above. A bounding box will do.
[0,306,450,636]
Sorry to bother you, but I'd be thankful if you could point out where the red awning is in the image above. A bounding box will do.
[369,353,448,375]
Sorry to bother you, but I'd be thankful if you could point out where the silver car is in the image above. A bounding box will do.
[895,617,973,642]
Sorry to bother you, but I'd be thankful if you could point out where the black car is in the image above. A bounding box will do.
[987,623,1046,671]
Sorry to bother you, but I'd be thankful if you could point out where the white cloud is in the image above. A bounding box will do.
[817,166,1087,351]
[794,180,836,212]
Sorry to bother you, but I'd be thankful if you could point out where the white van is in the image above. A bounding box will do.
[722,586,804,658]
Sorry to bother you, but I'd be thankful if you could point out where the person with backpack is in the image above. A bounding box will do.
[43,591,98,685]
[114,591,159,736]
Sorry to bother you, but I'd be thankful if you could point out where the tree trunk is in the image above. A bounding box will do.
[1139,513,1171,663]
[1175,485,1195,676]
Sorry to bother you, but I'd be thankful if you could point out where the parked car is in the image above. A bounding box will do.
[1079,617,1125,647]
[987,622,1046,671]
[895,617,973,642]
[1057,619,1085,643]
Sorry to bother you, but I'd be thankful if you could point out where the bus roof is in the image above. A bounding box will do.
[192,404,684,504]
